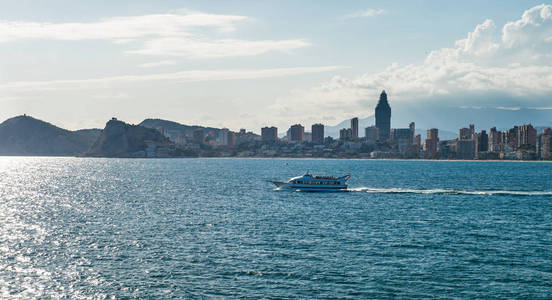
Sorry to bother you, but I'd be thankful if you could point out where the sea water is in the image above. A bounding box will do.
[1,157,551,298]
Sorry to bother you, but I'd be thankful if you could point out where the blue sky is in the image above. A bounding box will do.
[0,1,551,132]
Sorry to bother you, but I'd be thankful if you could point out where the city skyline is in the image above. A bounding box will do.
[3,85,550,160]
[1,1,551,132]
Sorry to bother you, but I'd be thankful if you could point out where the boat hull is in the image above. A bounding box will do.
[272,181,347,192]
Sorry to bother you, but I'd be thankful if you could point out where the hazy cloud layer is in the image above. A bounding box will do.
[271,4,552,126]
[0,11,309,58]
[342,9,386,19]
[138,60,177,68]
[0,66,345,92]
[128,38,309,58]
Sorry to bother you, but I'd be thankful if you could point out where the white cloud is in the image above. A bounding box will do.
[0,11,309,58]
[138,60,177,68]
[0,66,346,92]
[128,37,309,58]
[496,106,521,111]
[343,9,386,19]
[269,4,552,126]
[455,19,499,56]
[529,106,552,110]
[0,12,245,42]
[502,4,552,48]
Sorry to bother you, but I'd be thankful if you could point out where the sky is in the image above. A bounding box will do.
[0,0,551,132]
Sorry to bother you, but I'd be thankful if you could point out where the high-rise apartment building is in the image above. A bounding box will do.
[459,127,472,140]
[457,139,475,159]
[517,124,537,148]
[311,124,324,144]
[409,122,415,145]
[392,128,412,142]
[218,128,230,145]
[489,127,501,152]
[478,130,488,152]
[340,128,353,140]
[350,117,359,140]
[539,128,552,160]
[414,134,421,147]
[507,126,518,150]
[423,128,439,157]
[289,124,304,142]
[392,128,412,153]
[365,126,379,142]
[261,126,278,142]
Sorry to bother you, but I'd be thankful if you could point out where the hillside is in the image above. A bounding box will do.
[86,118,175,157]
[0,115,101,156]
[139,118,222,138]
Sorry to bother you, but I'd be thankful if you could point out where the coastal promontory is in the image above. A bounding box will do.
[85,118,182,158]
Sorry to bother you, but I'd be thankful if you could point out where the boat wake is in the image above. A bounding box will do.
[348,187,552,196]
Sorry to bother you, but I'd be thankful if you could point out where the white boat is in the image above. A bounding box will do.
[272,171,350,192]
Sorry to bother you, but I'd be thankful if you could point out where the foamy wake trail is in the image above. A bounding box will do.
[349,187,552,196]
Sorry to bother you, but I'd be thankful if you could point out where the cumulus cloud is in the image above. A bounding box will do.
[343,9,386,19]
[270,4,552,126]
[0,66,345,92]
[502,4,552,48]
[0,11,309,58]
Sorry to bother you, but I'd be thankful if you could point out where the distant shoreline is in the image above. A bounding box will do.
[1,155,550,163]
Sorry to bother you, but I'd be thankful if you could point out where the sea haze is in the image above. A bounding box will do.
[1,157,551,298]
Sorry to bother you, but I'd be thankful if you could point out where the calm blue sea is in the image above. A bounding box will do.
[1,157,551,298]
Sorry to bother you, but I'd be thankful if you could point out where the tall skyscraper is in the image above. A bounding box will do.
[261,126,278,142]
[350,117,359,140]
[375,90,391,141]
[311,124,324,144]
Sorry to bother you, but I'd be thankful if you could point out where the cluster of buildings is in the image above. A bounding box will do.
[438,124,550,160]
[154,90,552,160]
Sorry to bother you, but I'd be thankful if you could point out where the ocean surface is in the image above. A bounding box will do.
[1,157,551,298]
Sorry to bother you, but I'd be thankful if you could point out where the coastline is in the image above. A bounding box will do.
[1,155,550,163]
